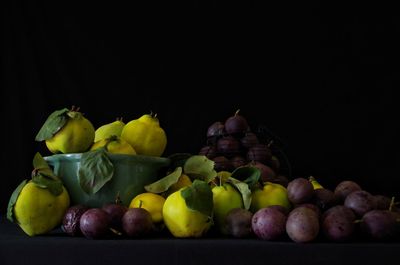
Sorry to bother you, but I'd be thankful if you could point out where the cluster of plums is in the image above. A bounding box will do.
[61,202,153,239]
[199,110,288,185]
[224,178,399,242]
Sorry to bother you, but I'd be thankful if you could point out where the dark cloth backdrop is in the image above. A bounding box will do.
[1,3,399,213]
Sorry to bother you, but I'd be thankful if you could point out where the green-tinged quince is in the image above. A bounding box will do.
[7,153,70,236]
[94,118,125,142]
[250,181,291,212]
[90,135,136,155]
[212,183,244,234]
[35,106,95,154]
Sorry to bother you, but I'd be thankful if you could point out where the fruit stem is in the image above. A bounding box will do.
[267,140,274,148]
[109,228,122,236]
[138,199,143,208]
[70,105,80,112]
[389,196,395,211]
[235,109,240,116]
[309,176,315,182]
[115,191,122,204]
[354,219,362,224]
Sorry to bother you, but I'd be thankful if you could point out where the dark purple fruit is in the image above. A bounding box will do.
[62,204,89,236]
[266,205,289,216]
[199,146,218,159]
[252,207,287,240]
[361,210,397,240]
[287,178,314,205]
[102,203,128,230]
[80,208,111,239]
[321,207,355,242]
[286,206,320,243]
[224,110,249,135]
[344,190,376,217]
[314,188,336,210]
[230,156,247,169]
[247,161,276,183]
[207,121,225,138]
[122,208,153,237]
[213,156,233,172]
[247,144,272,164]
[217,136,240,157]
[225,208,253,238]
[240,132,259,149]
[321,205,356,223]
[373,195,392,210]
[295,203,321,217]
[334,180,362,203]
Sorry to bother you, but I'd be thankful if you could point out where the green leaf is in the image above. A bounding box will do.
[32,152,58,180]
[35,108,69,141]
[227,177,252,210]
[32,174,64,196]
[231,166,261,189]
[78,148,114,195]
[144,167,183,193]
[183,155,217,183]
[180,179,213,217]
[7,179,27,222]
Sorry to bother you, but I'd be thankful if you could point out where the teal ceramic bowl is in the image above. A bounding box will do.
[45,153,170,208]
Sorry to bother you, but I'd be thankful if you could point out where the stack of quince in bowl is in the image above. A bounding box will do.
[7,106,170,236]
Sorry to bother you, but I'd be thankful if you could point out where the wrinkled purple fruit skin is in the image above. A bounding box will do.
[62,205,89,236]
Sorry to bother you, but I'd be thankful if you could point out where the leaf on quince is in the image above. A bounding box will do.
[181,179,213,217]
[32,152,58,180]
[183,155,217,183]
[35,108,69,141]
[231,166,261,189]
[78,148,114,195]
[31,152,63,196]
[227,177,252,210]
[144,167,183,193]
[32,174,64,196]
[7,179,27,222]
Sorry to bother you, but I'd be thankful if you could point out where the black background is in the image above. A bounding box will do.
[1,2,399,213]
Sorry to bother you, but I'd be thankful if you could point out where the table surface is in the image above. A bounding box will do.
[1,217,399,265]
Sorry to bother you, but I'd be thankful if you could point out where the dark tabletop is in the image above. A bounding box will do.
[1,217,399,265]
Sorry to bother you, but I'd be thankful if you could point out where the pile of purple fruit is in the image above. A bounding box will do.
[62,202,154,239]
[225,178,400,242]
[199,110,288,185]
